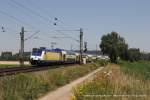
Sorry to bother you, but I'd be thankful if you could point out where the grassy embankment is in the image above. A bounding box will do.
[0,61,106,100]
[73,61,150,100]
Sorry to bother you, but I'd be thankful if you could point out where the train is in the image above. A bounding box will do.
[30,47,80,65]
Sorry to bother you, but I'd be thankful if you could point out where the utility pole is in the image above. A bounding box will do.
[80,28,83,64]
[54,28,84,63]
[96,44,98,60]
[19,27,24,66]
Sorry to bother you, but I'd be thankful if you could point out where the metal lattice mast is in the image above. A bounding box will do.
[20,27,24,66]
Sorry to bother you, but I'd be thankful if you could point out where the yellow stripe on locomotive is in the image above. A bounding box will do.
[43,52,61,61]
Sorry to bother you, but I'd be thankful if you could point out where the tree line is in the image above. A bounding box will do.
[0,52,30,61]
[100,31,150,63]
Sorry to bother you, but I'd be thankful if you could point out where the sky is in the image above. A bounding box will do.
[0,0,150,53]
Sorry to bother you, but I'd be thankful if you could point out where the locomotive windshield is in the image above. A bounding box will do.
[32,48,42,56]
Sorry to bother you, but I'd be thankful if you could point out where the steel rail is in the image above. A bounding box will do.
[0,64,79,77]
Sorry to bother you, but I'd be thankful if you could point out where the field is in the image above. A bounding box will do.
[119,61,150,80]
[0,61,106,100]
[0,61,29,68]
[73,61,150,100]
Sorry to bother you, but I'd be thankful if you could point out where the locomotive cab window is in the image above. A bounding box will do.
[32,48,42,56]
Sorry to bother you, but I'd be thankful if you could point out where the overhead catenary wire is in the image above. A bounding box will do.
[1,0,82,51]
[10,0,53,24]
[6,0,41,28]
[1,2,56,39]
[0,25,18,33]
[24,0,55,19]
[55,30,80,43]
[7,0,59,35]
[25,0,60,27]
[20,0,80,30]
[24,30,40,41]
[0,9,36,29]
[22,0,80,30]
[23,0,62,27]
[8,0,80,38]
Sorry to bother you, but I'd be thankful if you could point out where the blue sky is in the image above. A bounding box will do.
[0,0,150,53]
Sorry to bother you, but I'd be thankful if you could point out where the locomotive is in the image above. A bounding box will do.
[30,47,80,65]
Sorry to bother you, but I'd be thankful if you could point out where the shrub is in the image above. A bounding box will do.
[93,59,109,66]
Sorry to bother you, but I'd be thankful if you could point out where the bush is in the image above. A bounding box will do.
[93,59,109,66]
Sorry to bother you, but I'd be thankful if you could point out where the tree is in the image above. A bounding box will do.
[140,52,150,61]
[128,48,140,62]
[1,52,13,60]
[100,31,128,63]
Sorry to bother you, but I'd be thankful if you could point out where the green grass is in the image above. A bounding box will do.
[119,61,150,80]
[0,64,19,68]
[1,74,49,100]
[0,64,30,68]
[0,62,104,100]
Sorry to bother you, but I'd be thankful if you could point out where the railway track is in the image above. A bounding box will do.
[0,64,79,77]
[0,66,47,77]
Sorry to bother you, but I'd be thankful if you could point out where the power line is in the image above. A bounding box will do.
[0,25,18,33]
[23,0,61,27]
[5,0,80,37]
[56,29,80,32]
[8,0,79,36]
[0,10,23,25]
[24,30,40,41]
[6,0,49,30]
[10,0,52,24]
[8,0,58,33]
[22,0,79,30]
[55,30,80,42]
[25,0,54,19]
[49,36,72,39]
[23,0,79,30]
[28,0,60,26]
[0,9,36,29]
[55,28,84,63]
[6,0,41,27]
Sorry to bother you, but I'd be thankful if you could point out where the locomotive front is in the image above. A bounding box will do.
[30,48,45,65]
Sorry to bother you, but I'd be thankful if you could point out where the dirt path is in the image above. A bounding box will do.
[38,67,104,100]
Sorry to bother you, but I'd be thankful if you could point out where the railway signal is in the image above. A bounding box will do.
[84,42,87,52]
